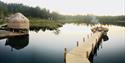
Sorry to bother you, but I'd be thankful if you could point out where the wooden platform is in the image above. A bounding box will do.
[0,24,7,30]
[65,27,108,63]
[0,30,28,39]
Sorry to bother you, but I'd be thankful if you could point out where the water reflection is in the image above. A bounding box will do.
[30,25,62,32]
[93,25,125,63]
[0,23,124,63]
[5,35,29,51]
[53,29,60,35]
[102,35,109,41]
[30,26,62,35]
[89,34,109,63]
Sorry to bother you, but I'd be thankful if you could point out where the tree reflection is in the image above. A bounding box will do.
[53,29,60,35]
[30,26,62,33]
[5,35,29,51]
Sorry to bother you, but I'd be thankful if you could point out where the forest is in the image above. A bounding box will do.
[0,1,125,25]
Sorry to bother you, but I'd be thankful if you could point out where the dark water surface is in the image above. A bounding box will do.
[0,24,125,63]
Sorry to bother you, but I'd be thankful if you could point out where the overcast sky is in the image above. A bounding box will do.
[1,0,124,16]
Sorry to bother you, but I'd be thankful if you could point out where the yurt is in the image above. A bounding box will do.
[7,13,29,32]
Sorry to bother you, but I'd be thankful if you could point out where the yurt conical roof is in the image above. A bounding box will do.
[7,13,29,29]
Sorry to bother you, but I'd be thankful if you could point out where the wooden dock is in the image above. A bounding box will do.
[0,30,28,39]
[0,24,7,30]
[0,24,28,39]
[0,24,7,26]
[65,27,108,63]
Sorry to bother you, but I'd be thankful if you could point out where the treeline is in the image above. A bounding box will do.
[0,1,60,20]
[0,1,125,25]
[98,16,125,22]
[97,16,125,25]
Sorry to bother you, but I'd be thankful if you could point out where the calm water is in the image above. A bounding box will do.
[93,25,125,63]
[0,23,125,63]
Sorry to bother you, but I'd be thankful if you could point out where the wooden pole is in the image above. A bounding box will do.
[101,41,103,48]
[83,37,85,42]
[77,41,79,47]
[92,44,94,55]
[12,29,14,32]
[86,51,89,59]
[87,34,89,38]
[96,38,98,42]
[64,48,67,63]
[91,33,92,36]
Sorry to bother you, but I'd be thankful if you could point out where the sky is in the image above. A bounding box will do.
[0,0,125,16]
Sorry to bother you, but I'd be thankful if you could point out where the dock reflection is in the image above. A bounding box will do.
[89,34,109,63]
[5,35,29,51]
[102,35,109,41]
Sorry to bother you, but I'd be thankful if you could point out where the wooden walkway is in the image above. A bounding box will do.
[0,30,28,39]
[65,27,108,63]
[0,24,28,39]
[0,24,6,27]
[0,24,7,30]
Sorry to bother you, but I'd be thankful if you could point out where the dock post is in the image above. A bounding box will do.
[87,34,89,38]
[95,38,98,48]
[83,37,85,42]
[86,51,89,59]
[12,29,14,32]
[64,48,67,63]
[77,41,79,47]
[101,42,103,48]
[96,38,98,42]
[92,44,94,55]
[91,33,92,36]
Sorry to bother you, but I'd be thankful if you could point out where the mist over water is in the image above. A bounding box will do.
[91,16,99,24]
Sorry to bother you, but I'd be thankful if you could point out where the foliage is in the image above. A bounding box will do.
[0,1,125,26]
[0,1,61,20]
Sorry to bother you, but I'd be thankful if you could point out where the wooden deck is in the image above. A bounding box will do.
[65,27,108,63]
[0,30,28,39]
[0,24,28,39]
[0,24,7,30]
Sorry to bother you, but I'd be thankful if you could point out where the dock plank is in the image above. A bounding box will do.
[66,53,90,63]
[66,31,104,63]
[0,30,28,39]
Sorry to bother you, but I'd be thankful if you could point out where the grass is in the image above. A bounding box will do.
[30,18,64,31]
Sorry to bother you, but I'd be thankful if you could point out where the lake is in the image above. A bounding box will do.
[0,23,125,63]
